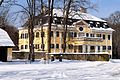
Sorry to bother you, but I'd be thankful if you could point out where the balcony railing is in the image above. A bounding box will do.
[72,37,103,42]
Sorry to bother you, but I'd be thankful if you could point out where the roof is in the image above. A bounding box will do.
[0,28,14,47]
[53,9,106,22]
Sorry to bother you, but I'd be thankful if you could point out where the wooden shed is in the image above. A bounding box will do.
[0,28,14,62]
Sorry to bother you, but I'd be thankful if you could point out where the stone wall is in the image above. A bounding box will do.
[12,52,110,61]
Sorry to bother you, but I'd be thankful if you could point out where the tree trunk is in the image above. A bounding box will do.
[63,0,72,53]
[47,0,54,63]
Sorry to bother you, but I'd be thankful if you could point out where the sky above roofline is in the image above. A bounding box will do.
[88,0,120,18]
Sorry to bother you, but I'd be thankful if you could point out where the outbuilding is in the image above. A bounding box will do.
[0,28,14,62]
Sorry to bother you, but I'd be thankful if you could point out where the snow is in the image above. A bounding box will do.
[0,59,120,80]
[53,9,106,22]
[91,27,115,32]
[0,28,14,46]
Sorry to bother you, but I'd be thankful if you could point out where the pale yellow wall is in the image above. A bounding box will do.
[7,48,12,61]
[18,21,113,55]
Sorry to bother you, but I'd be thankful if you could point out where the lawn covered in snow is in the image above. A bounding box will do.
[0,59,120,80]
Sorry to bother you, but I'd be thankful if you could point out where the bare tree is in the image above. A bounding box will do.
[47,0,54,63]
[58,0,97,53]
[106,11,120,59]
[0,0,4,6]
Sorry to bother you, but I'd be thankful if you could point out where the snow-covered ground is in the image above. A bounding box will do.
[0,59,120,80]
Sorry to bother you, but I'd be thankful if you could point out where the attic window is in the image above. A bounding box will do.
[79,27,83,31]
[89,21,94,27]
[103,23,108,28]
[96,22,100,28]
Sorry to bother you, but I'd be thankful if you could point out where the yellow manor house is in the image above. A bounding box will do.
[18,9,114,61]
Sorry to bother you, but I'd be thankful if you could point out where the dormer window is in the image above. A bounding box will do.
[96,22,100,28]
[89,21,94,28]
[103,23,109,28]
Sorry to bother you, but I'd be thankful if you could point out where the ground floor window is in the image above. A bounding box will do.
[78,45,82,53]
[90,46,95,52]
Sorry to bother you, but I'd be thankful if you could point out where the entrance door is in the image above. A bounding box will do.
[0,47,7,62]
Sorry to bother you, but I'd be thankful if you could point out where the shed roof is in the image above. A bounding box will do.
[0,28,14,47]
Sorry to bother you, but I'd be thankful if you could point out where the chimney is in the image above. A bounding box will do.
[80,6,87,13]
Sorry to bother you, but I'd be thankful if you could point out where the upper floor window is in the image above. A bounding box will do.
[68,44,73,49]
[108,46,111,50]
[56,44,59,48]
[36,32,39,38]
[56,31,59,37]
[50,44,54,48]
[68,32,73,37]
[108,35,111,40]
[86,33,89,37]
[21,34,24,39]
[97,34,101,37]
[103,46,106,50]
[90,34,94,37]
[41,32,45,37]
[50,31,53,37]
[98,46,100,51]
[103,34,105,40]
[74,32,77,37]
[25,33,28,39]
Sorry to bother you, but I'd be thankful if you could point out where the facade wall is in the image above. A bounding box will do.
[7,48,12,61]
[18,21,113,57]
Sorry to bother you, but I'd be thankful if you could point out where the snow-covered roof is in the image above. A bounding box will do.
[91,27,115,32]
[0,28,14,47]
[53,9,106,22]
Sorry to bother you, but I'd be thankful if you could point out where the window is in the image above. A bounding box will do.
[90,34,94,37]
[61,44,64,48]
[68,32,73,37]
[90,46,95,52]
[56,31,59,37]
[25,45,28,49]
[74,32,77,37]
[98,46,100,50]
[41,44,45,49]
[36,32,39,38]
[68,44,73,49]
[25,33,28,39]
[98,46,100,52]
[50,31,53,37]
[35,44,39,49]
[86,33,89,37]
[41,32,45,37]
[97,34,101,37]
[21,45,24,49]
[108,35,110,40]
[103,34,105,40]
[103,46,106,50]
[108,46,111,50]
[79,27,83,31]
[56,44,59,48]
[21,34,24,39]
[50,44,54,48]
